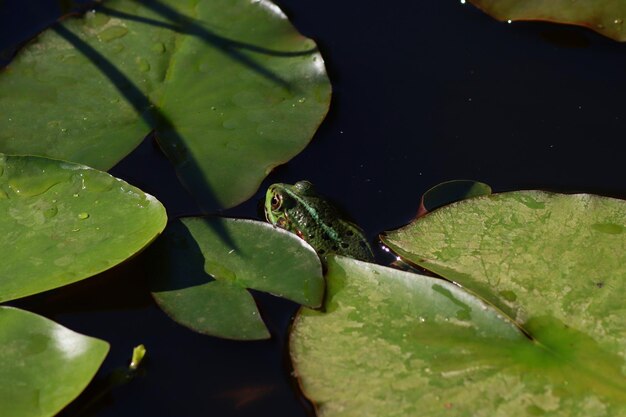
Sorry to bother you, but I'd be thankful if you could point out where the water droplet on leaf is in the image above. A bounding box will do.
[99,26,129,42]
[136,57,151,72]
[152,42,166,53]
[8,176,63,198]
[44,205,58,218]
[86,10,110,27]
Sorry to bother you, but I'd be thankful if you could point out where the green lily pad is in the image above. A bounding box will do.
[150,217,324,340]
[467,0,626,41]
[0,0,330,210]
[0,153,167,302]
[417,179,491,217]
[382,191,626,354]
[290,256,626,417]
[0,306,109,417]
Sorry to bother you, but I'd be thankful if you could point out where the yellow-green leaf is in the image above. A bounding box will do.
[290,256,626,417]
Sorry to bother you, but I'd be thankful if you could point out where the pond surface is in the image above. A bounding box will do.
[2,0,626,416]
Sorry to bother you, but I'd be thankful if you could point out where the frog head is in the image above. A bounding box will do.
[264,180,374,262]
[264,180,316,236]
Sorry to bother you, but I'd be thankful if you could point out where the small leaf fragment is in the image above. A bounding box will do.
[417,179,491,217]
[130,344,146,371]
[467,0,626,42]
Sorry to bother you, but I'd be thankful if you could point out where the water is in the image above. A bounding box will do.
[2,0,626,416]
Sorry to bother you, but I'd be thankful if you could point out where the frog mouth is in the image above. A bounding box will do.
[263,203,285,227]
[275,215,288,228]
[265,209,291,232]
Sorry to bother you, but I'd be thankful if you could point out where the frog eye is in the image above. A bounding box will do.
[271,193,282,210]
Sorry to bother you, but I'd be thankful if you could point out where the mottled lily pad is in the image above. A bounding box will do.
[382,191,626,354]
[150,217,324,340]
[0,0,330,210]
[0,306,109,417]
[0,153,167,302]
[290,256,626,417]
[467,0,626,41]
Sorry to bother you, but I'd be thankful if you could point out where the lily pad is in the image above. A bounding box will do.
[417,179,491,217]
[467,0,626,41]
[290,256,626,417]
[150,217,324,340]
[0,153,167,302]
[0,0,330,210]
[382,191,626,356]
[0,306,109,417]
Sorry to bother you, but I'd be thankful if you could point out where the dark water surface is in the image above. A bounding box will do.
[2,0,626,416]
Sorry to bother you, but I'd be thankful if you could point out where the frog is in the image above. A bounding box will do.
[264,180,375,262]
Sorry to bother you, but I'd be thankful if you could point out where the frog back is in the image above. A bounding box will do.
[289,196,374,262]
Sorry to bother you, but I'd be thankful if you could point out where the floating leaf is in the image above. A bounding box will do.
[382,191,626,353]
[0,306,109,417]
[417,179,491,217]
[290,256,626,417]
[150,217,324,340]
[0,154,167,302]
[0,0,331,209]
[467,0,626,41]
